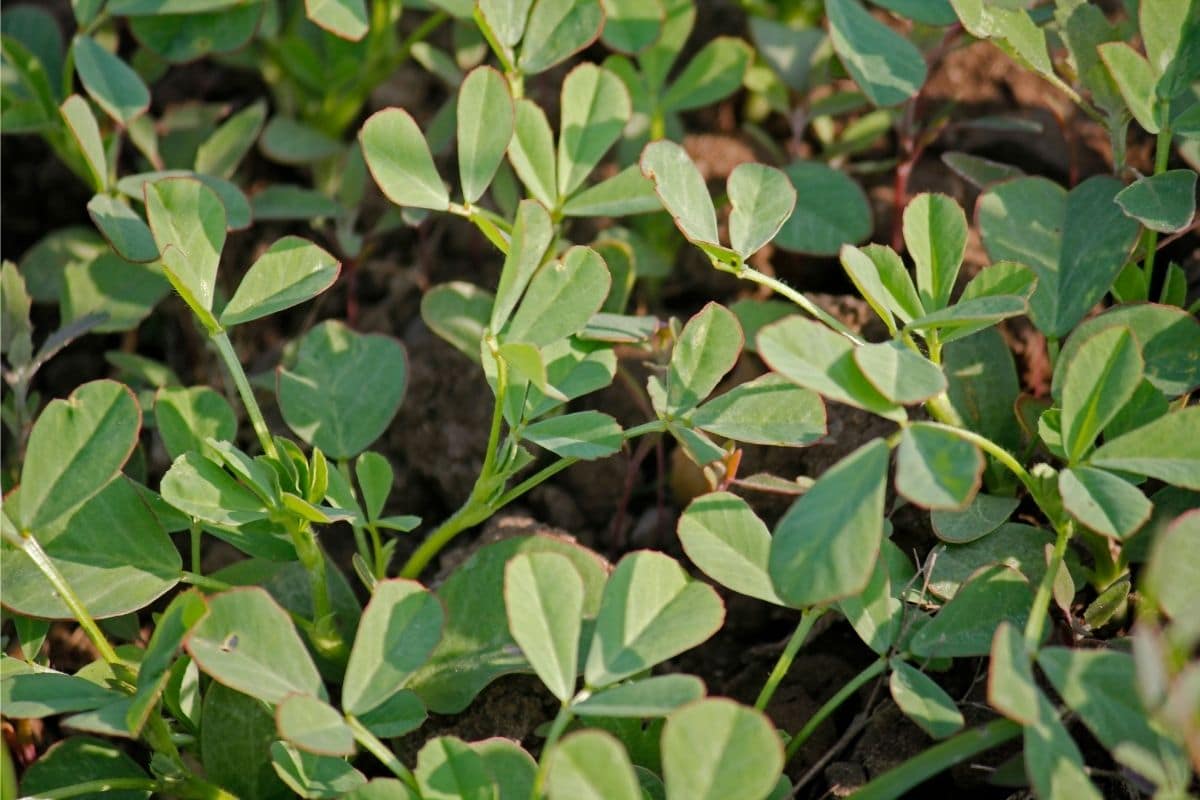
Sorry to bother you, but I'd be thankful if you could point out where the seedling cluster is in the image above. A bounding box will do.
[2,0,1198,798]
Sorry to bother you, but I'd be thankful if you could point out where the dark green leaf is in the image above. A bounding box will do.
[278,321,407,459]
[769,440,889,607]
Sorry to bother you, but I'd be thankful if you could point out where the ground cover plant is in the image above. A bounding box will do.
[1,0,1199,798]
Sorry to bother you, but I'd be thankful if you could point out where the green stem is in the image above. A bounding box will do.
[211,332,278,460]
[399,498,492,579]
[1024,520,1073,649]
[530,704,574,800]
[189,520,202,574]
[1141,126,1173,291]
[851,718,1022,800]
[22,778,163,799]
[286,519,342,658]
[17,534,120,664]
[754,607,826,711]
[919,422,1036,498]
[711,259,865,345]
[347,715,420,792]
[785,656,886,761]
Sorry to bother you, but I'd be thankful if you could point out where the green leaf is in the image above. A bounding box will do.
[1052,304,1200,400]
[503,246,610,347]
[354,451,392,523]
[518,0,604,75]
[978,176,1140,337]
[1060,466,1152,540]
[278,321,407,459]
[479,0,533,47]
[769,439,889,607]
[559,164,662,217]
[117,170,251,231]
[895,423,983,510]
[677,491,783,604]
[909,566,1035,658]
[457,66,514,204]
[662,36,752,112]
[409,536,608,713]
[941,150,1024,188]
[200,683,291,800]
[221,237,339,326]
[727,163,795,259]
[757,316,905,421]
[186,588,323,704]
[828,0,926,106]
[666,302,742,414]
[504,552,584,702]
[1038,646,1191,793]
[305,0,368,40]
[572,674,705,717]
[600,0,664,53]
[61,95,107,191]
[558,64,630,197]
[889,660,964,739]
[491,200,554,331]
[154,386,236,461]
[126,590,206,734]
[928,521,1067,603]
[128,5,261,62]
[1089,405,1200,489]
[71,36,149,124]
[585,551,724,687]
[1,670,122,718]
[260,117,342,165]
[251,186,341,224]
[361,108,449,211]
[17,379,140,531]
[640,140,718,245]
[345,780,420,800]
[548,730,640,800]
[144,177,226,328]
[931,493,1019,544]
[839,244,923,331]
[20,737,151,800]
[60,252,170,333]
[943,327,1020,452]
[523,411,624,459]
[195,100,268,179]
[853,341,946,405]
[272,741,366,798]
[508,99,557,208]
[1115,169,1197,233]
[1060,325,1144,463]
[661,699,784,800]
[1099,41,1162,133]
[276,694,354,757]
[987,621,1039,723]
[342,579,443,716]
[1024,695,1104,800]
[472,739,536,800]
[902,193,967,312]
[1145,509,1200,619]
[160,452,270,527]
[837,540,913,654]
[2,478,181,619]
[415,736,496,800]
[422,281,494,362]
[356,689,427,739]
[690,374,825,447]
[87,195,158,263]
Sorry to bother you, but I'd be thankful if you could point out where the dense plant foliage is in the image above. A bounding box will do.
[2,0,1199,798]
